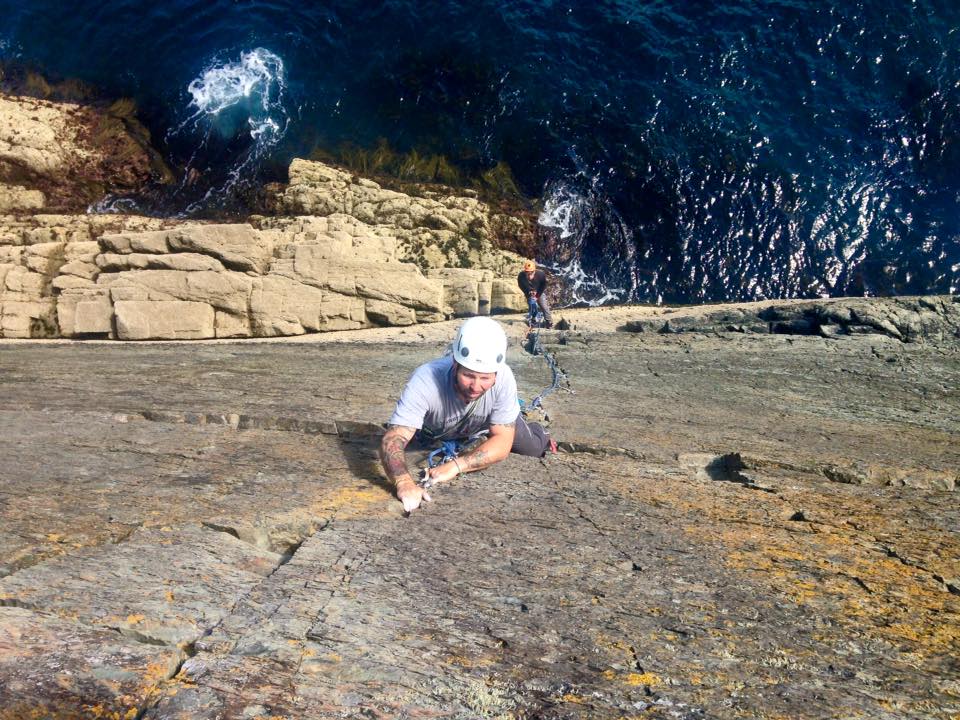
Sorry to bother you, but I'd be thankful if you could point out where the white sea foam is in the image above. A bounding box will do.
[538,186,582,239]
[169,48,290,214]
[538,181,638,306]
[187,48,285,121]
[86,196,143,215]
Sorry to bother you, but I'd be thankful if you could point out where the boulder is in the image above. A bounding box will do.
[51,274,97,291]
[72,297,114,335]
[168,224,276,274]
[288,245,445,313]
[365,298,416,326]
[491,278,526,313]
[97,251,226,273]
[249,275,325,336]
[214,310,252,339]
[0,299,56,338]
[104,270,253,315]
[114,300,215,340]
[54,283,109,337]
[429,267,494,317]
[57,259,99,279]
[101,229,172,255]
[22,241,65,276]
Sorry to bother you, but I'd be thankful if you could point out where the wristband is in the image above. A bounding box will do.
[452,457,463,476]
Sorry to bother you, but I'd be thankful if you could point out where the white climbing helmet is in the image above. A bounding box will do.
[452,317,508,373]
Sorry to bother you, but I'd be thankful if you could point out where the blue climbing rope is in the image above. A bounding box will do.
[522,313,568,413]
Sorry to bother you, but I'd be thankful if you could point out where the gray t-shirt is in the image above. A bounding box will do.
[389,356,521,440]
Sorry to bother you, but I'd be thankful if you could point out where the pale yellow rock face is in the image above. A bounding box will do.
[0,298,55,337]
[72,297,114,335]
[1,228,511,339]
[0,94,86,177]
[0,184,45,211]
[428,267,495,317]
[0,91,528,339]
[274,160,528,279]
[249,274,326,336]
[1,199,527,339]
[114,300,215,340]
[167,224,276,274]
[214,309,252,338]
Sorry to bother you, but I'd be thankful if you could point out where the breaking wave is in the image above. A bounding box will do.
[170,47,289,214]
[538,181,640,307]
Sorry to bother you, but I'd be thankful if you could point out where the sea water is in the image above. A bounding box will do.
[1,0,957,304]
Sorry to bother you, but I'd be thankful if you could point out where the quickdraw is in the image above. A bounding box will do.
[418,439,463,489]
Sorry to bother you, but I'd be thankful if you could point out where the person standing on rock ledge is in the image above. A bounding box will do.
[518,259,553,329]
[381,317,556,513]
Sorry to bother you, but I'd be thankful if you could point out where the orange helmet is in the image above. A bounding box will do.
[522,259,536,272]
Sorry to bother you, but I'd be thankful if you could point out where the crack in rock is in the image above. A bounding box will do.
[130,409,390,445]
[878,542,957,595]
[130,409,661,461]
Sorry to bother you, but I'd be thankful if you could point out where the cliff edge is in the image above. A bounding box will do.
[0,91,533,340]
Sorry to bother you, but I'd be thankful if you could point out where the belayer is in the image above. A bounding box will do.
[518,259,552,329]
[380,317,556,513]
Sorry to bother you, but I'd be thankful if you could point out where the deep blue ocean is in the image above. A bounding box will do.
[1,1,958,305]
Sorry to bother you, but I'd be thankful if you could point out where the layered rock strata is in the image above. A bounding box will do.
[273,158,532,272]
[0,92,530,340]
[623,295,960,346]
[0,213,177,338]
[1,211,526,340]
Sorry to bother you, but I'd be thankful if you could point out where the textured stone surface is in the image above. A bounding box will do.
[0,89,529,339]
[0,605,181,720]
[0,300,957,718]
[273,159,530,277]
[0,182,44,211]
[1,208,527,339]
[622,295,960,346]
[114,299,215,340]
[0,92,160,211]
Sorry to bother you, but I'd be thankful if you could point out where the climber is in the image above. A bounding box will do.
[380,316,556,513]
[517,259,552,329]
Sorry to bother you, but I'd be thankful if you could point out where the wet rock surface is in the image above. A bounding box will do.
[1,300,958,718]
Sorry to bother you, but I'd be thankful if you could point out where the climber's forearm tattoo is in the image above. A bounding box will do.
[380,425,416,483]
[461,449,490,471]
[459,422,515,471]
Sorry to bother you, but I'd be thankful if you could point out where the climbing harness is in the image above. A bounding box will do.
[427,439,461,470]
[416,308,569,487]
